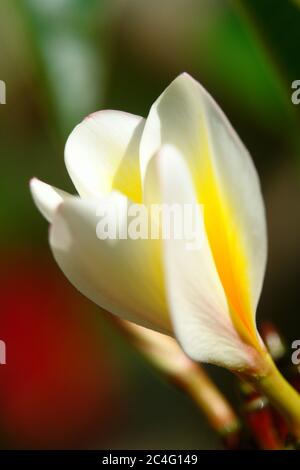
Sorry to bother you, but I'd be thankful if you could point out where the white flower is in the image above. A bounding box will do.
[30,73,268,373]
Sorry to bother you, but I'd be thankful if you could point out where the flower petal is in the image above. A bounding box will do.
[30,178,70,223]
[49,192,171,334]
[65,110,144,201]
[140,73,267,348]
[144,145,260,370]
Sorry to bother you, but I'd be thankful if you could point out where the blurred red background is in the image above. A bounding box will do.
[0,251,121,448]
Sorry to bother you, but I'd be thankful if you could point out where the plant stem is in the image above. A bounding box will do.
[253,354,300,440]
[120,320,240,445]
[183,363,241,443]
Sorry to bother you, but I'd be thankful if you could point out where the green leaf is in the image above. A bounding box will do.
[19,0,106,135]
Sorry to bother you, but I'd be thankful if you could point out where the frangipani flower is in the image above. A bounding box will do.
[31,73,300,434]
[30,73,264,369]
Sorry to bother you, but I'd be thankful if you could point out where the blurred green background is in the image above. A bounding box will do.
[0,0,300,449]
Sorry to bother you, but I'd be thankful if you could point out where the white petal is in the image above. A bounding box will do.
[144,145,259,370]
[65,110,144,201]
[140,73,267,344]
[30,178,70,223]
[49,192,171,334]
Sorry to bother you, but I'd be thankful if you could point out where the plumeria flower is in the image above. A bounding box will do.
[30,73,300,436]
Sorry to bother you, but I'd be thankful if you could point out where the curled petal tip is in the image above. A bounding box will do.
[30,178,68,223]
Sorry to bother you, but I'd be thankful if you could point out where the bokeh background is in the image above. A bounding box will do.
[0,0,300,449]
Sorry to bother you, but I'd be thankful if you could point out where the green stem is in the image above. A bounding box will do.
[254,354,300,439]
